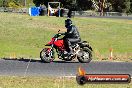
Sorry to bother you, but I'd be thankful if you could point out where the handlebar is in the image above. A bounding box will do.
[53,33,62,38]
[53,30,65,38]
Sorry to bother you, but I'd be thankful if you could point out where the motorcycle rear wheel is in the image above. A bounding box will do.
[77,47,92,63]
[40,48,54,63]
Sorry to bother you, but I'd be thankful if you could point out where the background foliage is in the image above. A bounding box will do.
[0,0,132,13]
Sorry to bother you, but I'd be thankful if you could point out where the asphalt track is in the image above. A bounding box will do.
[0,59,132,77]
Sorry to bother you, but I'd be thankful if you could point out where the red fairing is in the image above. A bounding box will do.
[47,38,55,45]
[47,38,65,50]
[54,39,64,47]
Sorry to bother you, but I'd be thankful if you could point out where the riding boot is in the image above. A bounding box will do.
[68,42,73,55]
[69,46,73,55]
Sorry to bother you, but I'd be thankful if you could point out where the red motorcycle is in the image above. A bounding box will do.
[40,30,93,63]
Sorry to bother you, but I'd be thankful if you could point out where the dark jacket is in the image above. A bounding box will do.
[65,25,80,39]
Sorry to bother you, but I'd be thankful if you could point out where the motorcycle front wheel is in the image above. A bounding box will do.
[40,48,54,63]
[77,47,92,63]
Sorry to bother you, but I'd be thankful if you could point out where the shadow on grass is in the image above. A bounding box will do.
[2,58,80,63]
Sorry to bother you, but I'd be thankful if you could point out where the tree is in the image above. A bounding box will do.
[7,0,21,8]
[0,0,33,7]
[0,0,3,7]
[0,0,8,7]
[76,0,93,10]
[107,0,131,13]
[123,0,131,13]
[33,0,93,11]
[130,0,132,13]
[32,0,132,14]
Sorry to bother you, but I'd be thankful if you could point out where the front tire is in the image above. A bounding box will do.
[77,47,92,63]
[40,48,54,63]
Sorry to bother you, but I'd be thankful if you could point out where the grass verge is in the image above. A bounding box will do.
[0,76,131,88]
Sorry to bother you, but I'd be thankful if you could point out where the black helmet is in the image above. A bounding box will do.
[65,19,72,28]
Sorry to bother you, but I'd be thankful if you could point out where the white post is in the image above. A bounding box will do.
[48,2,49,16]
[109,48,113,60]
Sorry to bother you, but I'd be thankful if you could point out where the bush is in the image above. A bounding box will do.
[8,1,22,8]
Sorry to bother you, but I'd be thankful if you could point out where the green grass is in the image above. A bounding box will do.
[0,12,132,61]
[0,76,131,88]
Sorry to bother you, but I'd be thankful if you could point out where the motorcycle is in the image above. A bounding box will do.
[40,30,93,63]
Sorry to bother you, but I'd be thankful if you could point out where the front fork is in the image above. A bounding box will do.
[49,38,58,58]
[49,44,55,58]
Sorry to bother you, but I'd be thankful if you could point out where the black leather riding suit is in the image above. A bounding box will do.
[63,25,81,51]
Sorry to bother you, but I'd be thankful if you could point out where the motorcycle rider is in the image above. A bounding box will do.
[59,19,81,55]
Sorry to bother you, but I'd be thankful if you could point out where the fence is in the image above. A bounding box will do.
[0,7,129,17]
[73,11,128,16]
[0,7,28,14]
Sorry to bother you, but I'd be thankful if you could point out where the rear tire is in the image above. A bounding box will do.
[40,48,54,63]
[77,47,92,63]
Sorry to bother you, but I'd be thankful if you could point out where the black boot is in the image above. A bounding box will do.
[67,40,72,54]
[69,46,73,54]
[66,38,73,56]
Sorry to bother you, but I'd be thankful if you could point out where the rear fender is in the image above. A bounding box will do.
[79,42,93,51]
